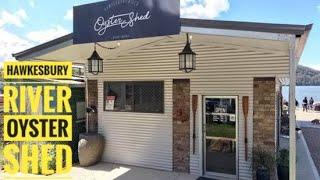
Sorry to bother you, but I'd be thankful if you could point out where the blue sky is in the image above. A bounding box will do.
[0,0,319,69]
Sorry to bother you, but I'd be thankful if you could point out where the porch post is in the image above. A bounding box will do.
[289,35,296,180]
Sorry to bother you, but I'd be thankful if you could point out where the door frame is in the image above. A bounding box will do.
[202,95,239,180]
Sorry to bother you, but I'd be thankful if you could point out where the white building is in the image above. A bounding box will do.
[13,18,312,179]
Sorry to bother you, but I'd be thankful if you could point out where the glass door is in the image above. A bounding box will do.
[203,96,238,178]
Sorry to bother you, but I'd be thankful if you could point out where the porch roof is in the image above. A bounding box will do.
[12,18,312,61]
[181,18,312,35]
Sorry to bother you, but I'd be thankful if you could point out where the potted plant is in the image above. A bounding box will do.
[78,133,105,166]
[252,147,276,180]
[277,149,289,180]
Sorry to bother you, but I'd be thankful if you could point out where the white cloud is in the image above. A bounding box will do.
[26,25,70,43]
[181,0,230,19]
[0,9,31,61]
[0,24,69,61]
[0,28,33,61]
[64,9,73,21]
[29,0,35,8]
[0,9,28,27]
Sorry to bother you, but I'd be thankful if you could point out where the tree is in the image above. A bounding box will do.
[296,65,320,86]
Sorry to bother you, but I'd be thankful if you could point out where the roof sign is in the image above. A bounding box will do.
[73,0,180,44]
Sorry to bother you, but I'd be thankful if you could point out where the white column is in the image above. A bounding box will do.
[289,35,296,180]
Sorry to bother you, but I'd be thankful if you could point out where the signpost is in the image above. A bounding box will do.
[73,0,180,44]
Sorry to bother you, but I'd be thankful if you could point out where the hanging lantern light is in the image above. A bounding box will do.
[179,33,196,73]
[88,43,103,75]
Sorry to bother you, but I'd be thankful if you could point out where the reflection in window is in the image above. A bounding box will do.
[134,82,163,113]
[104,81,164,113]
[205,98,236,139]
[106,82,123,111]
[205,97,237,175]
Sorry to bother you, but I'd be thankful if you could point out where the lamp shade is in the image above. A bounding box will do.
[88,50,103,75]
[179,37,196,73]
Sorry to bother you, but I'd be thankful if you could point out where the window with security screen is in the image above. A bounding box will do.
[104,81,164,113]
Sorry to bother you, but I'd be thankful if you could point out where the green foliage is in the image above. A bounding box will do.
[25,142,57,175]
[277,149,289,167]
[252,147,276,172]
[0,142,12,170]
[1,142,60,174]
[297,65,320,86]
[0,141,3,168]
[0,121,3,139]
[206,122,235,138]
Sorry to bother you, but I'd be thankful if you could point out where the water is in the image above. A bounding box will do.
[282,86,320,105]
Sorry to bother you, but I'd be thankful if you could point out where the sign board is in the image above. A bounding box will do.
[105,96,116,110]
[73,0,180,44]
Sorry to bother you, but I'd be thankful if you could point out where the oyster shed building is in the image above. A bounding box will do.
[13,1,312,179]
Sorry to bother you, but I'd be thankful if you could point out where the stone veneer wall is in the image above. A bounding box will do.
[87,80,98,133]
[253,77,276,150]
[172,79,190,172]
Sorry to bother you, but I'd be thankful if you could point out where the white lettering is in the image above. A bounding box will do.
[94,11,151,36]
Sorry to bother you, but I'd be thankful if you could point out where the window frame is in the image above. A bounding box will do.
[103,81,165,113]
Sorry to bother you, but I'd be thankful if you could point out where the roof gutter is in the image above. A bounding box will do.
[13,34,73,60]
[12,19,313,60]
[181,18,312,36]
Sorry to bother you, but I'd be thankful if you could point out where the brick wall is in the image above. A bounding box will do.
[253,77,276,150]
[172,79,190,172]
[87,80,98,133]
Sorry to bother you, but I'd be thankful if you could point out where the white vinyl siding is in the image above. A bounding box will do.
[88,34,289,179]
[96,80,173,171]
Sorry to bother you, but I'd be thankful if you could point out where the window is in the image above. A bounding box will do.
[104,81,164,113]
[204,96,238,175]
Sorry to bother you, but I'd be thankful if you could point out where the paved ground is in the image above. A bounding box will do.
[297,132,320,180]
[295,108,320,180]
[0,162,198,180]
[302,128,320,174]
[70,163,198,180]
[280,133,319,180]
[296,108,320,128]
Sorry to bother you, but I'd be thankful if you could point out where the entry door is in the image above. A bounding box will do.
[203,96,238,178]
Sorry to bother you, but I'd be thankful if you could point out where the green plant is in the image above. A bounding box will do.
[0,141,3,168]
[0,142,15,170]
[252,147,276,172]
[206,122,235,138]
[277,149,289,167]
[25,142,57,175]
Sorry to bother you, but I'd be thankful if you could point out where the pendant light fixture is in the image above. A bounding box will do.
[179,33,196,73]
[87,43,103,75]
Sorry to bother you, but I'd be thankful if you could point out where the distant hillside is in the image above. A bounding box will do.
[297,65,320,86]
